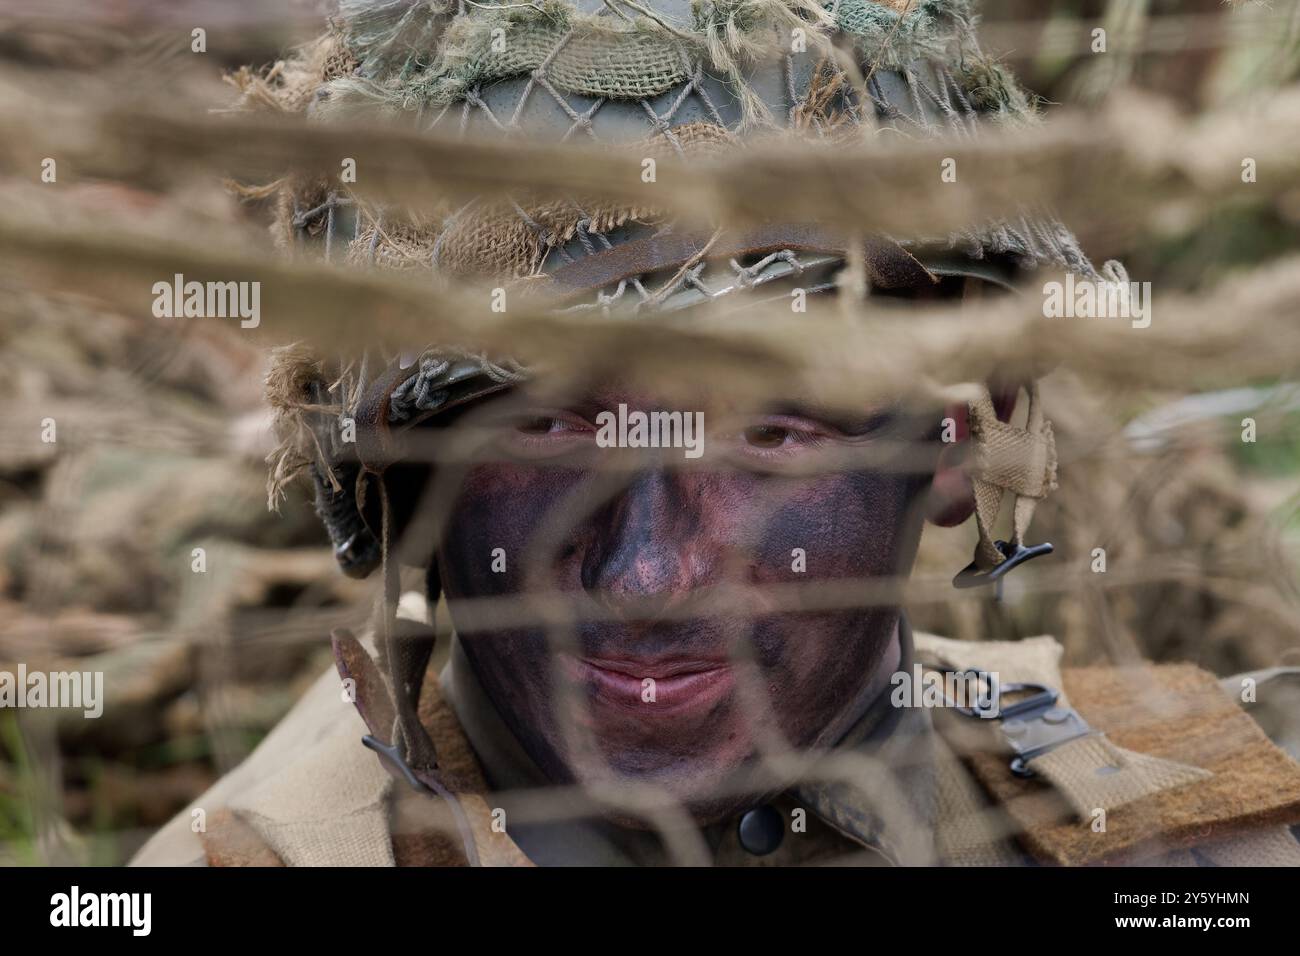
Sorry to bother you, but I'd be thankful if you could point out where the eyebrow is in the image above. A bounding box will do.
[766,402,900,436]
[496,392,903,436]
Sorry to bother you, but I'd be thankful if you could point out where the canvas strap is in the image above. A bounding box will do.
[966,381,1058,571]
[1027,733,1210,819]
[916,633,1210,822]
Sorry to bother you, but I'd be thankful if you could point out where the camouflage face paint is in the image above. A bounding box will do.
[434,382,936,823]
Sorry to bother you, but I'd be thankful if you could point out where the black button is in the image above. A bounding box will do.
[738,805,784,856]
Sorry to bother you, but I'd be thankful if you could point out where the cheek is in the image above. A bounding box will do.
[741,471,919,738]
[438,463,584,599]
[749,470,918,582]
[438,464,585,780]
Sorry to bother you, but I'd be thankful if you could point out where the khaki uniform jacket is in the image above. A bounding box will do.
[131,631,1300,867]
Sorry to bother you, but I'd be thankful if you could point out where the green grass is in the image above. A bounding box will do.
[1230,408,1300,477]
[0,713,40,866]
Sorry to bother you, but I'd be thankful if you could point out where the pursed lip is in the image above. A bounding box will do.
[559,654,734,716]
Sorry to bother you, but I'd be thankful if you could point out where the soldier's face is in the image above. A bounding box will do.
[433,381,939,823]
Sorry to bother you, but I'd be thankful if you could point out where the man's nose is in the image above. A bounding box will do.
[581,468,717,621]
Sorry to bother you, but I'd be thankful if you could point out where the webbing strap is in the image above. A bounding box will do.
[916,633,1215,824]
[967,382,1058,571]
[1191,826,1300,866]
[1030,734,1211,819]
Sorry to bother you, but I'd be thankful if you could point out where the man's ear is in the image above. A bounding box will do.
[925,387,1018,528]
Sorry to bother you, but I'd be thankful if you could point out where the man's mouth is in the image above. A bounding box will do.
[559,654,735,717]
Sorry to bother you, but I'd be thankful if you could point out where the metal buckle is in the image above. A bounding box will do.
[934,667,1002,719]
[996,686,1098,778]
[995,681,1058,720]
[363,736,483,867]
[954,680,1098,778]
[362,735,433,794]
[952,539,1054,590]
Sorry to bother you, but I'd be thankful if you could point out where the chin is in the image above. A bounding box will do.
[599,794,756,831]
[592,778,778,831]
[567,737,789,829]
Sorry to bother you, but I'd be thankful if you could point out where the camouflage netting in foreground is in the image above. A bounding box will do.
[3,0,1300,865]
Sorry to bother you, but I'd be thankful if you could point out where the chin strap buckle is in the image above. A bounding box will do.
[948,676,1099,778]
[952,539,1054,590]
[993,685,1098,778]
[362,735,434,794]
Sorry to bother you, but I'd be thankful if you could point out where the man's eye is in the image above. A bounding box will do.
[518,416,559,434]
[738,420,831,458]
[744,425,791,449]
[516,416,581,435]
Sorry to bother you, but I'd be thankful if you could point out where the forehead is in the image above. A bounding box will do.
[505,375,914,425]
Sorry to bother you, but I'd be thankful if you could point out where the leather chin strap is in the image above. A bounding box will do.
[345,471,483,865]
[326,355,524,867]
[334,618,483,867]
